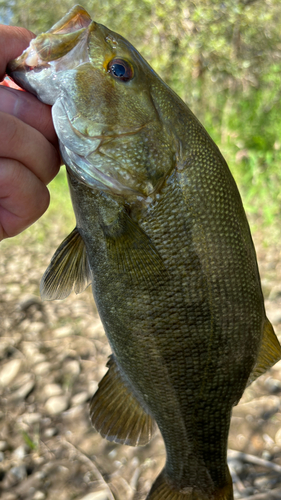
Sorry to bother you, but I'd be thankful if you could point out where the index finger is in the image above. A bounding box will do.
[0,25,35,80]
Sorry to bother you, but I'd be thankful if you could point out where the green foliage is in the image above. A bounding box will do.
[21,429,38,450]
[2,0,281,223]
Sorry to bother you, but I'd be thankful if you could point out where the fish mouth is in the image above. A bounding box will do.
[45,4,92,34]
[7,5,94,82]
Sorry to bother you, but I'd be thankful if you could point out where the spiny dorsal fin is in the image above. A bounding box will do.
[105,210,168,284]
[247,318,281,386]
[40,227,91,300]
[90,355,157,446]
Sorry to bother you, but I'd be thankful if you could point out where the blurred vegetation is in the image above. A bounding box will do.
[1,0,281,224]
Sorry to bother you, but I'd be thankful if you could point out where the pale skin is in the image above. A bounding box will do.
[0,25,61,241]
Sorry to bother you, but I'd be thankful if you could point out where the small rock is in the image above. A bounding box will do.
[8,284,21,295]
[9,464,27,482]
[43,384,63,399]
[254,476,272,489]
[57,465,69,475]
[275,427,281,445]
[45,395,69,415]
[64,405,83,418]
[0,359,22,387]
[65,360,80,376]
[233,395,280,420]
[21,341,38,357]
[31,353,46,365]
[1,494,18,500]
[29,322,45,333]
[53,325,73,338]
[268,309,281,325]
[12,380,35,400]
[71,391,89,406]
[33,362,51,375]
[44,427,58,438]
[86,321,105,338]
[22,413,42,425]
[12,372,32,389]
[131,456,140,468]
[33,491,45,500]
[262,449,272,460]
[265,377,281,394]
[12,445,27,460]
[0,440,8,451]
[79,492,109,500]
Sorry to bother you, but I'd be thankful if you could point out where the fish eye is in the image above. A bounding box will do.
[107,58,134,82]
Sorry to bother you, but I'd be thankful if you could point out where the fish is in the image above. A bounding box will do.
[7,5,281,500]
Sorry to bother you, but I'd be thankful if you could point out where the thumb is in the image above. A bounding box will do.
[0,25,35,81]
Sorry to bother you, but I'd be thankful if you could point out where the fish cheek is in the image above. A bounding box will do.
[74,65,120,123]
[74,62,161,134]
[73,65,139,128]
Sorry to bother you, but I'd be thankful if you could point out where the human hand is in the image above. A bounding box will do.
[0,25,61,241]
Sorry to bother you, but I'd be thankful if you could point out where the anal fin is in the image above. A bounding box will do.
[40,227,91,300]
[90,355,157,446]
[247,318,281,386]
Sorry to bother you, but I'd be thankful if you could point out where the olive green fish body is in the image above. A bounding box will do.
[67,125,260,497]
[8,6,281,499]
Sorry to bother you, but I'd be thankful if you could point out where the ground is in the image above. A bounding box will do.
[1,205,281,500]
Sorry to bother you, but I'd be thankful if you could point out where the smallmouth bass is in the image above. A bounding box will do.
[8,6,281,500]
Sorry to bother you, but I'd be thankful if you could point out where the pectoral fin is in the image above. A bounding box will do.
[104,210,168,284]
[40,227,91,300]
[247,318,281,386]
[90,355,157,446]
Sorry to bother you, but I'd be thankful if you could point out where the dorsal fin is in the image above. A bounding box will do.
[247,318,281,386]
[40,227,91,300]
[90,355,157,446]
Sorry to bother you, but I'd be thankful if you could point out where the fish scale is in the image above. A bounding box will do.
[8,5,281,499]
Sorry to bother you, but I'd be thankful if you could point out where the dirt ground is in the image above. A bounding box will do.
[1,213,281,500]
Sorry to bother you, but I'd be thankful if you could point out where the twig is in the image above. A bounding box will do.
[228,449,281,474]
[61,437,115,500]
[229,467,247,494]
[239,488,281,500]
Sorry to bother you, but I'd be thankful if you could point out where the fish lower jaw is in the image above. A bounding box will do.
[62,145,148,200]
[24,45,44,68]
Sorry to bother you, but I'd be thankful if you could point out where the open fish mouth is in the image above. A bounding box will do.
[8,5,92,72]
[7,6,95,100]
